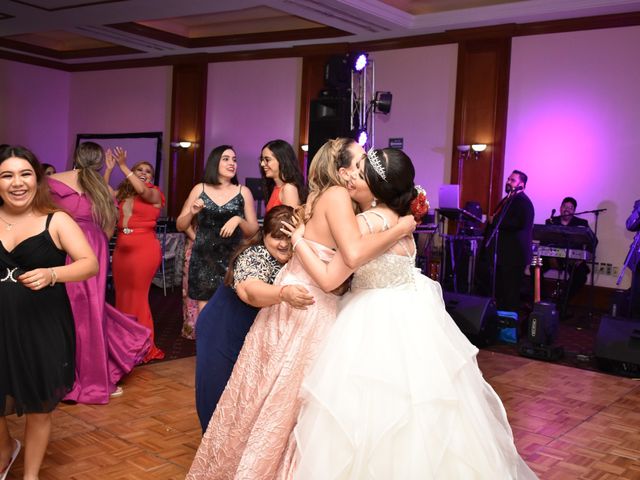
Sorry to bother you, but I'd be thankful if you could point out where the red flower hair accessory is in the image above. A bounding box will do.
[411,185,429,222]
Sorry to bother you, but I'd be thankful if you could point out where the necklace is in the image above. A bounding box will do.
[0,211,33,231]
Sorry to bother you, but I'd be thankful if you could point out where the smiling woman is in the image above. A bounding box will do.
[0,145,98,480]
[176,145,259,313]
[104,147,166,362]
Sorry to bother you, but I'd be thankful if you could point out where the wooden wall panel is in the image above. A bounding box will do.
[167,63,207,218]
[297,55,330,170]
[451,38,511,217]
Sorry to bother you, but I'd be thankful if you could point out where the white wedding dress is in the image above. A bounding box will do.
[292,211,537,480]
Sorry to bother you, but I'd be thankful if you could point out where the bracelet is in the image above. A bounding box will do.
[292,238,305,251]
[126,171,134,178]
[49,268,57,287]
[279,285,287,301]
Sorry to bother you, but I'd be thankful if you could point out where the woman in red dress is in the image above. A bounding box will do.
[105,147,165,362]
[259,139,306,212]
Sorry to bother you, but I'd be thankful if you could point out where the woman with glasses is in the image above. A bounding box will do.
[259,139,306,212]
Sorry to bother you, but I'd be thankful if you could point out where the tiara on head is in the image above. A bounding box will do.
[366,148,387,182]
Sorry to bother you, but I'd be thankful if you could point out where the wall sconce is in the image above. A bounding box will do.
[170,141,195,149]
[471,144,487,159]
[457,143,487,160]
[300,144,309,152]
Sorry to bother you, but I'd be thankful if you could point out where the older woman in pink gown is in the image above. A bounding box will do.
[48,142,150,404]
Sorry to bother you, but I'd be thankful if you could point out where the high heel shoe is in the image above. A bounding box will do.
[0,439,21,480]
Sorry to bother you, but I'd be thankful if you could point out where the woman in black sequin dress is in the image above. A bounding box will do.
[0,145,98,480]
[177,145,259,312]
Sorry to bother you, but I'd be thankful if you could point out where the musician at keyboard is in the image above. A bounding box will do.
[625,199,640,318]
[541,197,593,310]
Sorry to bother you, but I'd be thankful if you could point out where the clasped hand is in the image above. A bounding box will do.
[19,268,53,291]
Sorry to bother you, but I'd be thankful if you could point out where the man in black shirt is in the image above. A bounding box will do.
[543,197,592,309]
[490,170,535,311]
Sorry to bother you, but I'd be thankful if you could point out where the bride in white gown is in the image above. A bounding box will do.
[286,148,538,479]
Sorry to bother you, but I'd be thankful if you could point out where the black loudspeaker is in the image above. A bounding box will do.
[308,96,351,164]
[595,316,640,376]
[324,55,351,91]
[443,292,497,346]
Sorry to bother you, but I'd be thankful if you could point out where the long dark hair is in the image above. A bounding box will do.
[260,140,307,203]
[224,205,294,286]
[0,145,58,213]
[364,148,417,217]
[204,145,239,185]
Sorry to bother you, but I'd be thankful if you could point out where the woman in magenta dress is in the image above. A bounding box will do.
[105,147,165,362]
[48,142,150,403]
[259,139,306,212]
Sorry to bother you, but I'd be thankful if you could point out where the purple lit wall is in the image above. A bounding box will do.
[371,44,458,209]
[205,58,300,184]
[69,66,171,188]
[0,59,70,168]
[505,25,640,288]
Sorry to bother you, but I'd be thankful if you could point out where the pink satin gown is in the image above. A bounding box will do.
[187,240,339,480]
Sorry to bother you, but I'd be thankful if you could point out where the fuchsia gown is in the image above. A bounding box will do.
[49,178,151,404]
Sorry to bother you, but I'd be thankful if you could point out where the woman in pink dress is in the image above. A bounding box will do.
[186,138,416,479]
[48,142,151,403]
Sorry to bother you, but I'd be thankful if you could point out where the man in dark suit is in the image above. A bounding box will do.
[491,170,535,311]
[543,197,592,305]
[625,199,640,318]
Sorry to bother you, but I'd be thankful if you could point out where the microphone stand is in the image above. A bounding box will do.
[579,208,606,328]
[484,192,519,301]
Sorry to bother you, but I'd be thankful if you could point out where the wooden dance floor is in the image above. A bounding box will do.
[5,351,640,479]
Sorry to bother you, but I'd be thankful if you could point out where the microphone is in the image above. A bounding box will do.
[549,208,556,222]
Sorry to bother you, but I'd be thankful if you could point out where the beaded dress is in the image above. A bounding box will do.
[292,211,538,479]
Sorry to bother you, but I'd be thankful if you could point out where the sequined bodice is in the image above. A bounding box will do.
[351,251,415,289]
[350,211,416,290]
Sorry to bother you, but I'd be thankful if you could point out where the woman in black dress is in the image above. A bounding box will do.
[176,145,259,312]
[0,145,98,479]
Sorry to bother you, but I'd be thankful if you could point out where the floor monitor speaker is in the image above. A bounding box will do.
[443,292,497,346]
[595,315,640,376]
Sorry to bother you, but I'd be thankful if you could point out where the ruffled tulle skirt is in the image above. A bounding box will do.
[293,273,537,480]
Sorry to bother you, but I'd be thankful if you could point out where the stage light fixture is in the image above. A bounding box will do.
[373,91,392,114]
[353,53,368,72]
[356,129,368,146]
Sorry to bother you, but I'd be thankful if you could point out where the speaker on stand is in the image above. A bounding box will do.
[307,95,352,165]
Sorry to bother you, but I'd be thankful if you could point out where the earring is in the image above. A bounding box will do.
[371,198,377,208]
